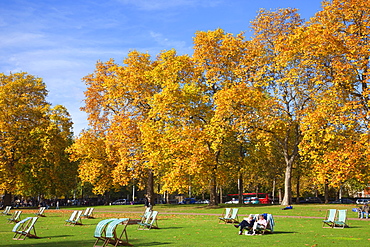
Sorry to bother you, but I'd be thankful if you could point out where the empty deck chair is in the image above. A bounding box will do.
[93,218,117,247]
[70,210,83,225]
[8,210,22,223]
[137,210,152,230]
[138,211,159,230]
[65,211,78,225]
[82,207,95,218]
[220,208,239,224]
[322,209,337,228]
[65,210,83,225]
[140,207,152,224]
[333,209,349,229]
[12,217,39,240]
[2,206,12,216]
[35,207,46,217]
[104,218,132,246]
[218,208,232,223]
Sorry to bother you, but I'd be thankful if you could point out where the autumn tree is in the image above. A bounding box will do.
[297,0,370,198]
[72,1,370,205]
[68,129,114,195]
[0,72,75,204]
[235,8,311,205]
[70,54,161,204]
[213,83,286,202]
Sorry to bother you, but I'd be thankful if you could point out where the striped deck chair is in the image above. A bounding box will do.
[218,208,232,223]
[35,207,46,217]
[222,208,239,224]
[65,211,78,225]
[65,210,83,225]
[104,218,132,246]
[12,217,39,240]
[82,207,95,218]
[2,206,12,216]
[7,210,22,223]
[140,208,152,224]
[322,209,337,228]
[333,209,349,229]
[138,211,159,230]
[93,218,117,247]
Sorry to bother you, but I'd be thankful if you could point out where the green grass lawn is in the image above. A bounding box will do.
[1,204,369,246]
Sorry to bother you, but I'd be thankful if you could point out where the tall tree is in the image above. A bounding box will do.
[0,72,75,201]
[71,53,160,204]
[297,0,370,194]
[246,8,309,205]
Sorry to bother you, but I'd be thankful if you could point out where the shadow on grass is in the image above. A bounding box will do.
[269,231,297,234]
[7,240,95,247]
[137,241,172,246]
[42,235,74,238]
[159,226,183,230]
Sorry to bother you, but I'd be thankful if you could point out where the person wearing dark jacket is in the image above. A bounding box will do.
[234,214,255,235]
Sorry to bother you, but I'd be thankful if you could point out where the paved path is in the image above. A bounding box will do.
[93,210,364,221]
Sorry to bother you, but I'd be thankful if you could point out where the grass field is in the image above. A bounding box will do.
[1,204,369,246]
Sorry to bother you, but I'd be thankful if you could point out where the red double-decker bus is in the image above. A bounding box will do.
[227,193,271,204]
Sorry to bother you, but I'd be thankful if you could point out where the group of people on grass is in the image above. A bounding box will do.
[234,214,267,235]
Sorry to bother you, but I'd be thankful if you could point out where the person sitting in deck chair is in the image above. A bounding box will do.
[359,204,369,219]
[234,214,255,235]
[251,214,268,235]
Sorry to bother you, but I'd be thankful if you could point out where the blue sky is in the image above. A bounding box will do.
[0,0,324,136]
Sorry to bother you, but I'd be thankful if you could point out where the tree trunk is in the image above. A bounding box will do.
[278,188,282,204]
[272,179,276,204]
[238,144,244,204]
[3,191,12,206]
[209,151,220,206]
[281,161,293,205]
[296,174,300,203]
[238,173,243,204]
[281,124,300,206]
[147,169,155,206]
[219,186,223,204]
[324,182,329,203]
[165,191,169,204]
[209,175,218,206]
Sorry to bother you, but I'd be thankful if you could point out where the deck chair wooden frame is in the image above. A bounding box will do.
[333,209,349,229]
[221,208,239,224]
[104,218,132,246]
[138,211,159,230]
[93,218,117,247]
[65,210,83,225]
[8,210,22,224]
[12,217,39,240]
[322,209,337,228]
[2,206,12,216]
[218,208,232,223]
[35,207,46,217]
[82,207,95,218]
